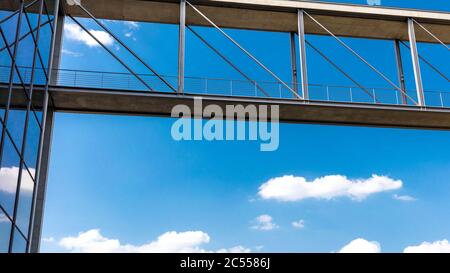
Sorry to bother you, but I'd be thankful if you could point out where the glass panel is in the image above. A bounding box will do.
[0,134,21,216]
[0,211,12,253]
[11,228,27,253]
[24,113,40,172]
[0,66,10,120]
[15,164,34,236]
[6,88,28,151]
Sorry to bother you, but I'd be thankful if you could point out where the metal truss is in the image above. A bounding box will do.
[0,0,59,254]
[186,25,270,97]
[65,1,177,93]
[185,0,301,99]
[303,11,418,105]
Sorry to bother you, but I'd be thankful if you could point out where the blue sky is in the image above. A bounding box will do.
[28,0,450,253]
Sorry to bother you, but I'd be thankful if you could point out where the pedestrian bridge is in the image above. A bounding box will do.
[1,0,450,253]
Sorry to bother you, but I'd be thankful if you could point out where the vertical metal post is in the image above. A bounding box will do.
[408,18,425,106]
[29,0,61,253]
[51,11,64,85]
[297,9,308,100]
[22,0,45,253]
[394,40,407,104]
[178,0,186,94]
[289,32,298,96]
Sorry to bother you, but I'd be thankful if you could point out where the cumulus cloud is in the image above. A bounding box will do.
[258,174,402,202]
[58,229,249,253]
[291,219,305,229]
[251,215,279,231]
[404,240,450,253]
[65,23,114,47]
[339,238,381,253]
[0,167,34,194]
[393,194,416,202]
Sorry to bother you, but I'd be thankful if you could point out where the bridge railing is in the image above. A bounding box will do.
[1,65,449,108]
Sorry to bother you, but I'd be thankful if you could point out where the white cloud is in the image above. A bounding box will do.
[62,48,83,57]
[0,167,34,194]
[367,0,381,6]
[258,174,402,202]
[339,238,381,253]
[122,21,139,40]
[0,213,9,223]
[42,237,55,243]
[393,194,416,202]
[65,23,114,47]
[404,240,450,253]
[291,219,305,229]
[255,245,264,251]
[124,21,139,30]
[58,229,249,253]
[216,246,251,253]
[251,215,279,231]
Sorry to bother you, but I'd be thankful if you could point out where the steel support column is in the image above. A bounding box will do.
[394,40,407,104]
[51,10,65,85]
[297,9,308,100]
[29,0,61,253]
[408,18,425,106]
[178,0,186,94]
[29,105,54,253]
[290,32,298,96]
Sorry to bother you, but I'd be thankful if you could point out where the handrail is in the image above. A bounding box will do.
[0,65,448,96]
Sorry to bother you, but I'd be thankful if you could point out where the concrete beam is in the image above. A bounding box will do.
[61,0,450,43]
[48,86,450,131]
[3,1,449,42]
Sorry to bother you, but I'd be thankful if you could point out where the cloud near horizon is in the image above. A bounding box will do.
[57,229,250,253]
[339,238,381,253]
[403,240,450,253]
[258,174,402,202]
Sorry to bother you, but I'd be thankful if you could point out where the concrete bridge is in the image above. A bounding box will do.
[0,0,449,253]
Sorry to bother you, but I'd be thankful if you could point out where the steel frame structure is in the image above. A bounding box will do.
[0,0,61,253]
[0,0,449,253]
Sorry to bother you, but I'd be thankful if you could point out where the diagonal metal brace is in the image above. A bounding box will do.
[71,2,177,93]
[68,15,154,91]
[304,10,417,105]
[187,25,269,97]
[186,0,302,99]
[412,19,449,51]
[305,40,378,103]
[399,41,449,82]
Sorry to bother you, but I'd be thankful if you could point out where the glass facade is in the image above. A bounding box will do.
[0,0,58,253]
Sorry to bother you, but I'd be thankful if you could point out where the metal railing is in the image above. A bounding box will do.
[1,65,449,108]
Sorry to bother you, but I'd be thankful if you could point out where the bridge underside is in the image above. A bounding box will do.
[3,84,450,130]
[2,0,450,43]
